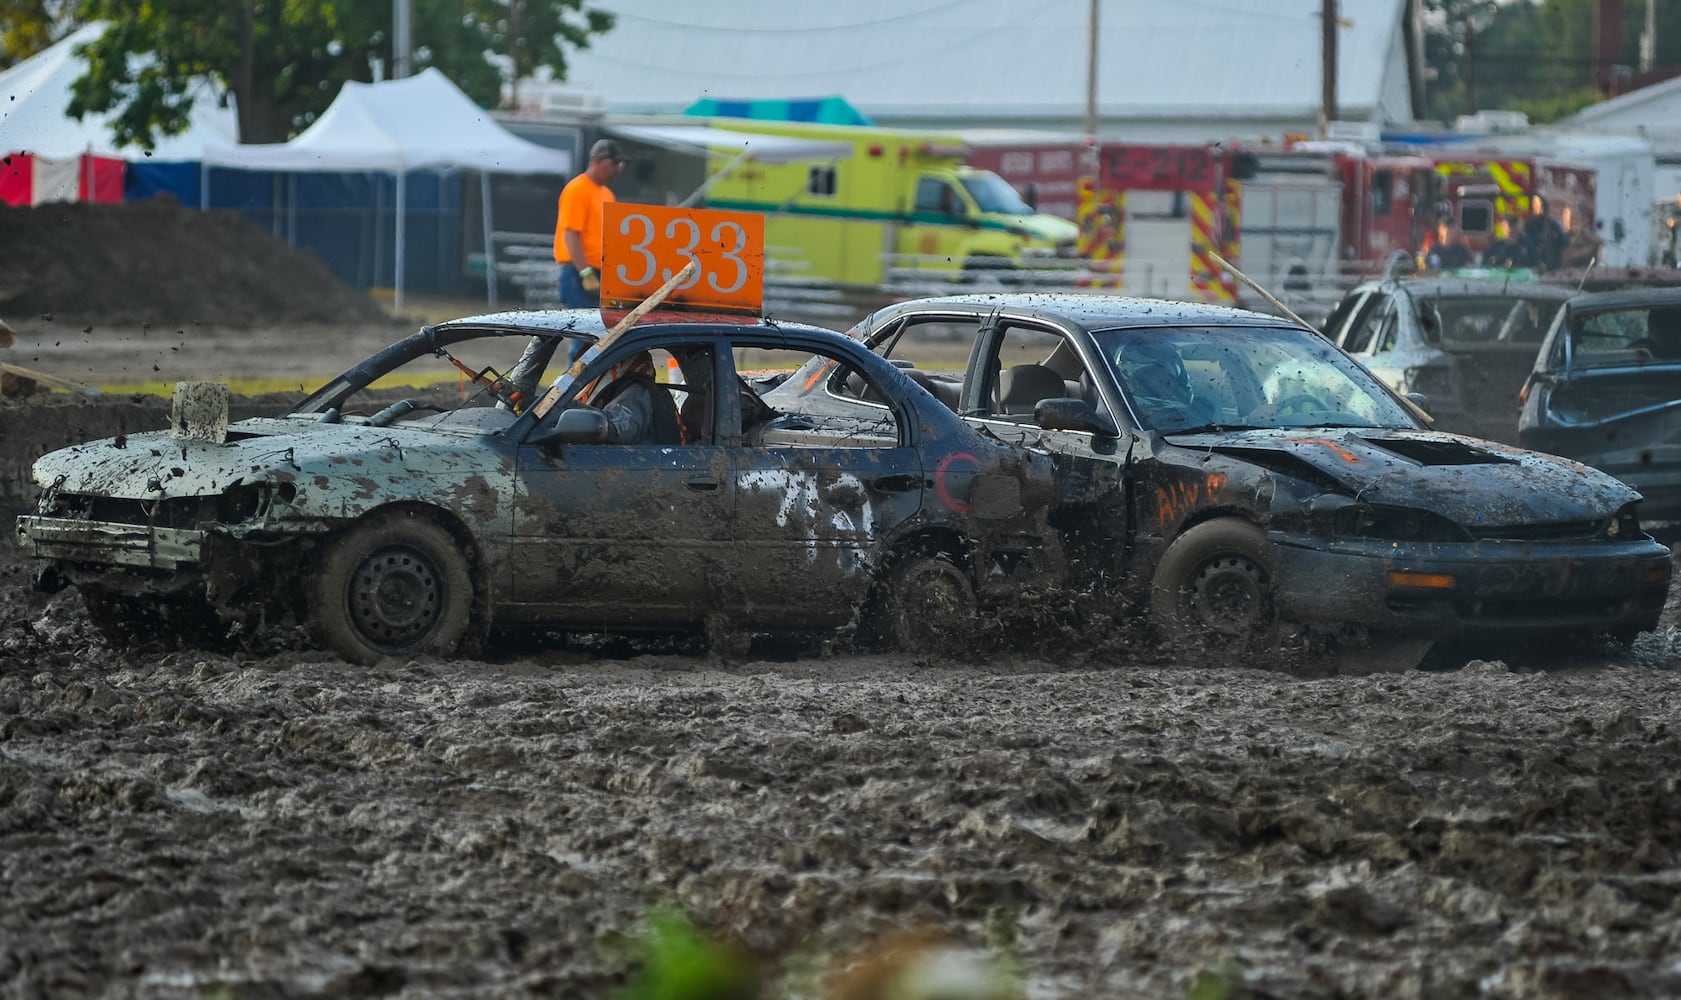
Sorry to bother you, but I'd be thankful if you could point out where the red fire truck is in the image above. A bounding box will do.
[968,139,1440,306]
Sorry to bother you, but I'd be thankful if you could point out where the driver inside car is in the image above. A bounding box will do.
[587,350,683,445]
[1118,348,1217,430]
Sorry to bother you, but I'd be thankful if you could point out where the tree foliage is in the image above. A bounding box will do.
[1424,0,1681,123]
[60,0,613,147]
[0,0,70,68]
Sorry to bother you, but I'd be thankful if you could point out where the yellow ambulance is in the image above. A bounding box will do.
[701,120,1080,288]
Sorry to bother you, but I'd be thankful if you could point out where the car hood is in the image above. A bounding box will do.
[31,416,498,502]
[1166,427,1639,524]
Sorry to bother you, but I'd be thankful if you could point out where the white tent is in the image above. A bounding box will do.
[0,22,237,161]
[201,68,572,307]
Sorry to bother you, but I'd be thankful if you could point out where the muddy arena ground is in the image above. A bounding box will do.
[4,204,1681,998]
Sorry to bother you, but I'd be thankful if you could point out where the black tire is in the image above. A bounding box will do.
[869,554,977,654]
[82,588,228,650]
[1149,518,1279,655]
[313,512,473,665]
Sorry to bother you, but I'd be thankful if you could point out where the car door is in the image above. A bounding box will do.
[508,340,733,626]
[961,315,1129,576]
[723,335,925,628]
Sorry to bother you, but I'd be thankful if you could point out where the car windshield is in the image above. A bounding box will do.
[1092,325,1417,432]
[1567,304,1681,369]
[1434,295,1562,345]
[961,173,1034,215]
[291,328,588,422]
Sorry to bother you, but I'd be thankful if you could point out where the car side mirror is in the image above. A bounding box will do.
[529,406,609,447]
[1404,391,1430,411]
[1034,397,1116,436]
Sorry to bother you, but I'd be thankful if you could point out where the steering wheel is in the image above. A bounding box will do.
[367,399,448,428]
[1275,392,1330,417]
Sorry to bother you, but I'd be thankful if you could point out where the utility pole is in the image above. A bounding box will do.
[509,0,524,109]
[1085,0,1099,144]
[1464,17,1476,112]
[393,0,412,79]
[1641,0,1656,74]
[1320,0,1338,136]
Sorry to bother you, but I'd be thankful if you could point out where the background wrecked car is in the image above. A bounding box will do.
[1520,287,1681,525]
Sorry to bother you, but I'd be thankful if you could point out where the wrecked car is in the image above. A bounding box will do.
[15,311,1059,662]
[1520,287,1681,524]
[1321,276,1573,444]
[768,294,1673,657]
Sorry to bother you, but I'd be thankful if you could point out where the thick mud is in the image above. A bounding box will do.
[3,540,1681,998]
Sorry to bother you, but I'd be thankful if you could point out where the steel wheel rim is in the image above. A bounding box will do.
[349,545,442,649]
[1187,553,1267,635]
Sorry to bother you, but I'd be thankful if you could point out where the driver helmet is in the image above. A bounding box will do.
[1117,344,1193,408]
[587,350,654,405]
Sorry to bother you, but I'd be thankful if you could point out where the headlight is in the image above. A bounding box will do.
[1604,504,1642,540]
[1333,504,1470,542]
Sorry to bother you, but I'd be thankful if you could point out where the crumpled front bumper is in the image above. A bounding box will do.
[1270,530,1673,636]
[15,515,204,570]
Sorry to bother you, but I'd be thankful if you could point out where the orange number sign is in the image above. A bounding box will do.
[601,203,764,314]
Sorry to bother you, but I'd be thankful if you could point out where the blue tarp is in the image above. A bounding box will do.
[125,163,464,294]
[682,95,873,126]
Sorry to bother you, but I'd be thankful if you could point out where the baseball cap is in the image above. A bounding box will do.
[590,138,628,164]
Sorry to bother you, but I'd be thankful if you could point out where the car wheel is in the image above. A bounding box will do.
[1150,518,1279,656]
[870,554,977,654]
[314,512,473,665]
[81,588,227,650]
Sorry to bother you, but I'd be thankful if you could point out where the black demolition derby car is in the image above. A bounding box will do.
[15,311,1060,662]
[1520,287,1681,525]
[767,293,1674,656]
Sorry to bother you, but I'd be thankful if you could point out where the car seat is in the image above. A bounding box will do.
[996,364,1069,416]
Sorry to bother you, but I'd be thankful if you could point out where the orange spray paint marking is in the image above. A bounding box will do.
[1297,438,1361,464]
[1154,471,1229,527]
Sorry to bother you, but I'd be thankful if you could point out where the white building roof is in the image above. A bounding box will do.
[1568,75,1681,154]
[565,0,1414,132]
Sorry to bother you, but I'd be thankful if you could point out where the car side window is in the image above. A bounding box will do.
[747,346,903,446]
[979,323,1104,422]
[1342,294,1393,354]
[1321,290,1369,343]
[550,344,717,447]
[837,315,979,413]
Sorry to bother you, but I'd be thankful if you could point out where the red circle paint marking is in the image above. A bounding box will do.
[935,451,978,512]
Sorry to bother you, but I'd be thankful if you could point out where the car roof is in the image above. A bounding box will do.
[1563,286,1681,311]
[432,308,841,341]
[871,293,1295,331]
[1356,277,1576,300]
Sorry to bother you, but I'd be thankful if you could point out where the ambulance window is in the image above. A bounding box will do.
[915,178,961,215]
[807,165,837,197]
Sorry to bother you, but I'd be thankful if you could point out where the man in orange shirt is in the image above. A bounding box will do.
[554,138,628,309]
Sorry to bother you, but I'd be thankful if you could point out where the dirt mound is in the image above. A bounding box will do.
[0,198,391,327]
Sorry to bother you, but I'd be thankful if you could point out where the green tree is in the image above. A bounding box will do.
[1424,0,1676,124]
[0,0,74,68]
[65,0,613,148]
